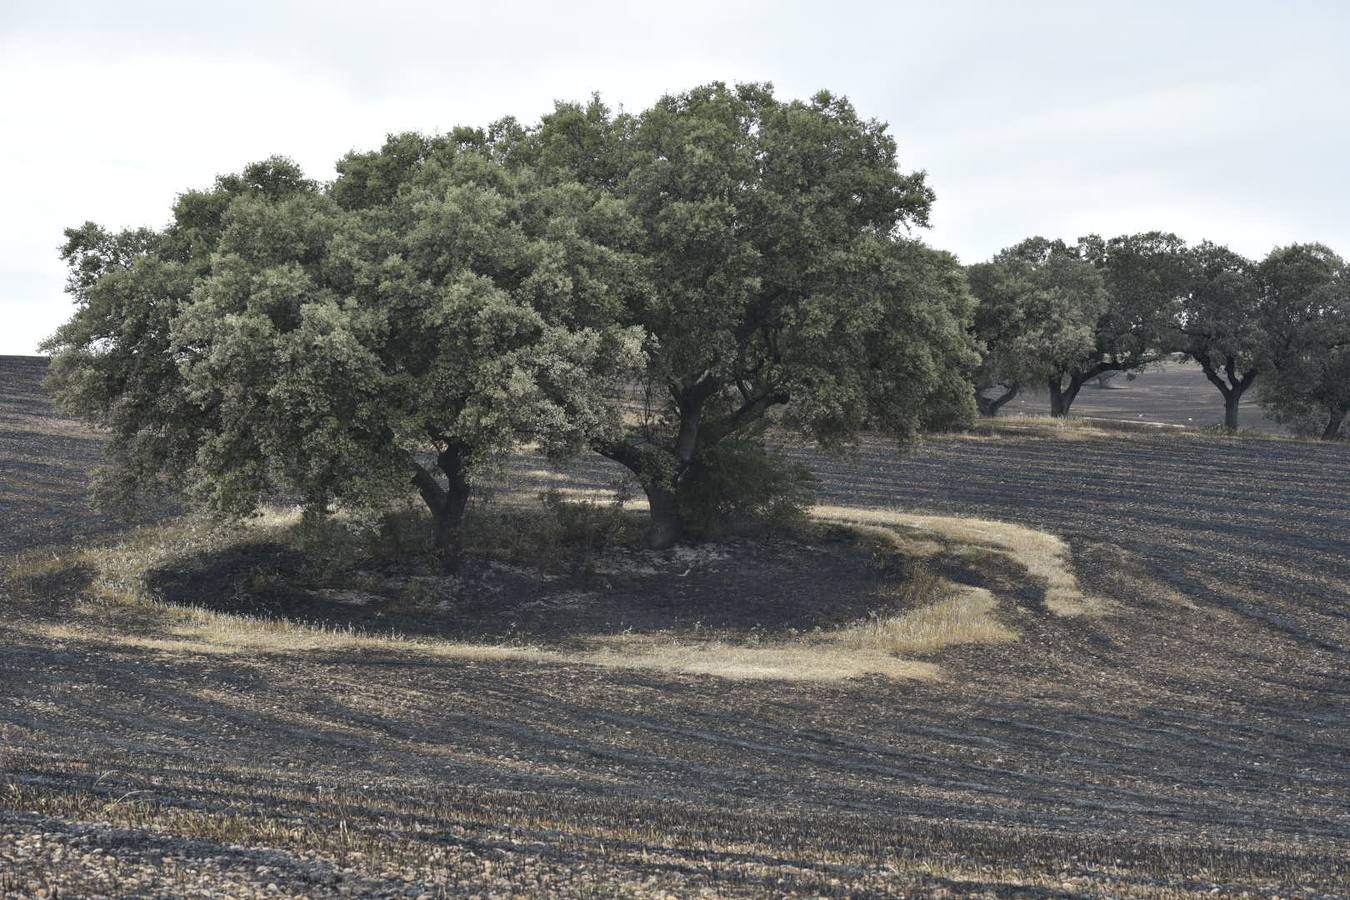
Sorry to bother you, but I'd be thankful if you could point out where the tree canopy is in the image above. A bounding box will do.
[1255,244,1350,439]
[966,237,1105,416]
[509,83,978,546]
[1174,242,1263,429]
[46,153,644,564]
[44,82,981,557]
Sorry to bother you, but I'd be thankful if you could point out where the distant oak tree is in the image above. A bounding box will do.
[1055,232,1191,417]
[967,237,1105,417]
[1255,244,1350,439]
[1175,242,1263,430]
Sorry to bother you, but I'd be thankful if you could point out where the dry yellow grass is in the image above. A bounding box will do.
[12,512,937,682]
[830,584,1016,654]
[957,414,1182,439]
[574,636,939,682]
[34,619,555,661]
[812,505,1108,617]
[9,500,1049,683]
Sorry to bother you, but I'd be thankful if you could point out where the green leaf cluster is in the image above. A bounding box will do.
[43,82,986,556]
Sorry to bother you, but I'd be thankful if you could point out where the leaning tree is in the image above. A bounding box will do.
[966,237,1105,416]
[511,83,979,547]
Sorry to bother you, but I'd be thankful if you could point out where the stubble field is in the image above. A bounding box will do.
[1,355,1347,898]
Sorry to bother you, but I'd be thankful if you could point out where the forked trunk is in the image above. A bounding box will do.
[1200,359,1255,432]
[600,383,718,550]
[1048,376,1080,418]
[412,446,473,571]
[977,383,1019,417]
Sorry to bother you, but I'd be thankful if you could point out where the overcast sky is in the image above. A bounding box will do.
[3,0,1348,355]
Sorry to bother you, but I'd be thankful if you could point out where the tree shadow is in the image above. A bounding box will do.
[140,528,903,646]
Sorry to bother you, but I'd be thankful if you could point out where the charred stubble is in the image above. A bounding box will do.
[1,356,1347,897]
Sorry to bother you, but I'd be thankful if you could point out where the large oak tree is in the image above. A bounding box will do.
[45,154,643,565]
[512,83,978,547]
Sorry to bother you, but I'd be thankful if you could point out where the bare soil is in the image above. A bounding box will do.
[141,528,900,645]
[2,356,1347,898]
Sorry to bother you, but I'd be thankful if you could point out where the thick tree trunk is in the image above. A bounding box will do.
[412,447,472,571]
[1223,392,1241,431]
[977,383,1019,417]
[598,440,690,550]
[1198,358,1256,432]
[1048,376,1081,417]
[599,379,727,550]
[643,485,682,550]
[1322,408,1347,440]
[1049,370,1099,417]
[430,482,470,564]
[1048,378,1065,417]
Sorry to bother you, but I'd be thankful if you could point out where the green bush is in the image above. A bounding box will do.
[540,490,633,573]
[677,440,817,538]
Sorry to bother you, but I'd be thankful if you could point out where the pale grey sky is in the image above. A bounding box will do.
[3,0,1348,354]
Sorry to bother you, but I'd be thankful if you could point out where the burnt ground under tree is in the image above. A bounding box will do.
[1,355,1348,897]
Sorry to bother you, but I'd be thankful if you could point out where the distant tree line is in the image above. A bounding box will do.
[968,235,1350,436]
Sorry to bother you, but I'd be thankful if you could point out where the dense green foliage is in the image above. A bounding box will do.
[970,232,1348,433]
[44,162,317,511]
[45,155,644,563]
[509,84,978,545]
[966,238,1106,416]
[44,82,983,557]
[1255,244,1350,438]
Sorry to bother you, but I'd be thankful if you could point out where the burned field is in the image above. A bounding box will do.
[0,356,174,558]
[2,357,1348,897]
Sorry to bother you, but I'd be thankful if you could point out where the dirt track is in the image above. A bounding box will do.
[2,357,1348,897]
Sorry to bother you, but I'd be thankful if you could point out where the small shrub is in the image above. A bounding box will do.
[540,490,632,573]
[677,439,817,539]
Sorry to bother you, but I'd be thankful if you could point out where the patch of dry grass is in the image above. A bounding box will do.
[952,414,1183,441]
[8,500,1047,683]
[812,505,1108,617]
[830,584,1017,654]
[576,636,940,681]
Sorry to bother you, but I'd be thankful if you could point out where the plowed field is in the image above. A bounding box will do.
[2,356,1346,898]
